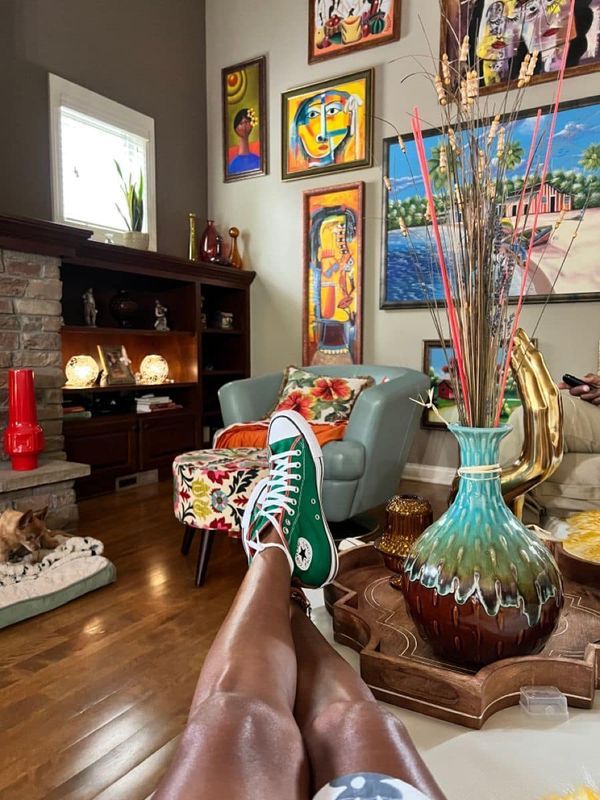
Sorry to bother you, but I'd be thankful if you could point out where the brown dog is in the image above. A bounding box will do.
[0,507,66,563]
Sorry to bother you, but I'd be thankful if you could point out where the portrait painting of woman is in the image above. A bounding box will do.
[303,182,364,365]
[222,56,268,182]
[282,70,373,180]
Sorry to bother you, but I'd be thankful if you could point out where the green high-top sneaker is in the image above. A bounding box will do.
[242,410,338,589]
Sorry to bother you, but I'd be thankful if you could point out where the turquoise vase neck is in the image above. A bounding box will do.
[450,424,509,505]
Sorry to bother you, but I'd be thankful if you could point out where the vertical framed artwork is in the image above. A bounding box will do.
[440,0,600,95]
[303,182,365,366]
[381,95,600,309]
[308,0,401,63]
[422,339,534,429]
[222,56,268,182]
[282,69,373,180]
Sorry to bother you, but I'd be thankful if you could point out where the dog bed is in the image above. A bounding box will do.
[0,536,116,629]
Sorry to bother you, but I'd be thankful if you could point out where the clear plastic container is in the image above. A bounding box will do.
[519,685,569,719]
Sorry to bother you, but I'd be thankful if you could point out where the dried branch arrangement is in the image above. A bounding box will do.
[388,0,588,428]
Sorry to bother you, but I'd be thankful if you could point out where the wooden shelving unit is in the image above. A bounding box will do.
[59,239,255,497]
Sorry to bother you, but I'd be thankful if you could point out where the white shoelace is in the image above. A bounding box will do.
[256,448,301,535]
[246,448,301,571]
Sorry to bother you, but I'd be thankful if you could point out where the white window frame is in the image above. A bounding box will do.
[49,73,157,250]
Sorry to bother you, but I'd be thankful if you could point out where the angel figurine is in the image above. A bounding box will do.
[154,299,169,332]
[83,288,97,327]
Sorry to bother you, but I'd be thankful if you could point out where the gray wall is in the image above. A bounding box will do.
[0,0,207,257]
[205,0,600,471]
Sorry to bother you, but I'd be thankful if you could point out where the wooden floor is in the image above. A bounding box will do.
[0,479,446,799]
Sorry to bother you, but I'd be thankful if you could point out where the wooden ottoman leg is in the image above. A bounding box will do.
[195,530,214,587]
[181,525,195,555]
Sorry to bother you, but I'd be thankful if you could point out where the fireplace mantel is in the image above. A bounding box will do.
[0,214,92,260]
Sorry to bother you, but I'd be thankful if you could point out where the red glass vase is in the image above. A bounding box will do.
[200,219,218,261]
[3,369,45,471]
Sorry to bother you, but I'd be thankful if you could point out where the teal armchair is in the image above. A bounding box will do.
[218,365,429,522]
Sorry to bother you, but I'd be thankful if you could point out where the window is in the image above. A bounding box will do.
[49,74,157,249]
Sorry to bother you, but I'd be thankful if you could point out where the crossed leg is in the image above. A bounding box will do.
[154,546,446,799]
[291,604,447,799]
[153,539,310,799]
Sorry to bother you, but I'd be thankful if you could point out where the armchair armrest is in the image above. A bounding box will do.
[344,368,430,516]
[218,374,282,426]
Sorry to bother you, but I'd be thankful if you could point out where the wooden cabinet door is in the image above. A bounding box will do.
[138,411,198,476]
[64,416,138,497]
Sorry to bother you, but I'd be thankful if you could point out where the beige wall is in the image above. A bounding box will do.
[0,0,207,257]
[205,0,600,469]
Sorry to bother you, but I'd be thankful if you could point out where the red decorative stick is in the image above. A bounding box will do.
[495,0,576,426]
[411,109,472,425]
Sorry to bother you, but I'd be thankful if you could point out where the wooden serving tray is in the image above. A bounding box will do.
[324,544,600,729]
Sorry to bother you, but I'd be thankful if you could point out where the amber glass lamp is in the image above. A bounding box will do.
[375,494,433,590]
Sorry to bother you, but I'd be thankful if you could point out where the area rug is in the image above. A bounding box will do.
[0,535,116,629]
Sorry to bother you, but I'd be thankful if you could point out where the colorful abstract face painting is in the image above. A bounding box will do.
[308,0,402,63]
[282,70,373,180]
[303,183,364,366]
[442,0,600,93]
[222,57,267,182]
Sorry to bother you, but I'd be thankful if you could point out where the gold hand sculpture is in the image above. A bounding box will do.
[501,329,564,518]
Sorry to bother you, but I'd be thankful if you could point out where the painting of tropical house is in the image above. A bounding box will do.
[382,96,600,308]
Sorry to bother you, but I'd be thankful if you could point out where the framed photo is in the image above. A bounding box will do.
[282,69,373,181]
[308,0,401,64]
[440,0,600,96]
[303,182,364,366]
[97,345,135,385]
[222,56,268,183]
[381,95,600,309]
[421,339,536,430]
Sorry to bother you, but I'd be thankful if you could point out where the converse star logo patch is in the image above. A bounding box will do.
[295,537,313,571]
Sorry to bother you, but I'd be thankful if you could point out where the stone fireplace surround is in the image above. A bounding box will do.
[0,216,92,530]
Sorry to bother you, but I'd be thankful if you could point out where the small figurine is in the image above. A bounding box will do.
[154,299,169,332]
[209,235,232,267]
[83,288,97,327]
[228,227,243,270]
[200,295,207,330]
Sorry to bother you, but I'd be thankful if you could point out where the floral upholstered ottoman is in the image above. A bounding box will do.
[173,448,269,586]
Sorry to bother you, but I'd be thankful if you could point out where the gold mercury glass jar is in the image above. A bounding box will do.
[375,494,433,590]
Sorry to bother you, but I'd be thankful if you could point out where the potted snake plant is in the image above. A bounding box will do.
[115,161,149,250]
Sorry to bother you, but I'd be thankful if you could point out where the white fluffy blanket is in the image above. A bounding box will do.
[0,536,104,587]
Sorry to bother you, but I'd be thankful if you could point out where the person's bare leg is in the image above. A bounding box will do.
[291,603,446,799]
[154,536,309,800]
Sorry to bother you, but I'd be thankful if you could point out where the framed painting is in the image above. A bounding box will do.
[381,95,600,309]
[97,345,135,385]
[222,56,268,183]
[282,69,373,180]
[422,339,533,429]
[303,181,365,366]
[308,0,401,64]
[440,0,600,96]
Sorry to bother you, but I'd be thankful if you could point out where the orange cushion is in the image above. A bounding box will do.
[214,420,347,450]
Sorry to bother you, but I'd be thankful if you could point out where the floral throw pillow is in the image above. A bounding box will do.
[270,367,374,424]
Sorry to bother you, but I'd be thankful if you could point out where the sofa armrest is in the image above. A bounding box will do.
[218,374,282,426]
[344,368,430,515]
[322,440,366,481]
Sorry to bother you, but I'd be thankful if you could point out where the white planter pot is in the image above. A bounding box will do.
[118,231,149,250]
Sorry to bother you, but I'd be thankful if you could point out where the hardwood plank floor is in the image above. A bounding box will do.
[0,478,447,798]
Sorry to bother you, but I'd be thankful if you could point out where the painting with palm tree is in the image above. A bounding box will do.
[381,96,600,308]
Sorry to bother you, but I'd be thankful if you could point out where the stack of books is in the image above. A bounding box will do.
[63,405,92,421]
[136,395,182,414]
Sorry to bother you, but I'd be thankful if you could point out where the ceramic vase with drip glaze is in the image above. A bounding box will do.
[401,425,564,667]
